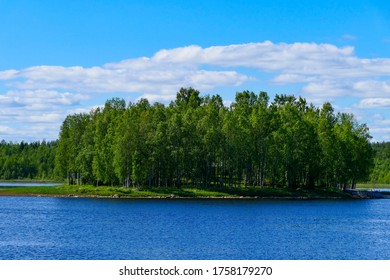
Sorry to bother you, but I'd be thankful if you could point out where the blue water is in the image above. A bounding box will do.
[0,197,389,260]
[0,182,62,187]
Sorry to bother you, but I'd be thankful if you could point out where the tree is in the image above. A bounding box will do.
[56,114,90,184]
[93,98,125,186]
[334,113,373,189]
[250,91,271,187]
[52,88,374,191]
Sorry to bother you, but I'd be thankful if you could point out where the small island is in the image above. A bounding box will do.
[1,88,382,200]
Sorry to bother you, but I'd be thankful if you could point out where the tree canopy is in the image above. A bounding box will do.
[369,142,390,183]
[54,88,373,190]
[0,140,57,180]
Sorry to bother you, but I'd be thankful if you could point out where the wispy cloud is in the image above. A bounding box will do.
[342,34,357,41]
[0,89,88,142]
[356,98,390,108]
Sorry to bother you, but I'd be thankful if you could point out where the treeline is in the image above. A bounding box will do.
[56,88,373,189]
[0,140,57,180]
[369,142,390,183]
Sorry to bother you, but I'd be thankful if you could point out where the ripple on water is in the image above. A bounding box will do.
[1,197,390,259]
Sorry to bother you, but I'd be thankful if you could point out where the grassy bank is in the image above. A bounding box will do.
[0,184,353,199]
[356,183,390,189]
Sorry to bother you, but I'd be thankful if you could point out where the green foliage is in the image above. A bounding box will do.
[368,142,390,183]
[0,140,58,180]
[0,88,377,191]
[53,88,373,190]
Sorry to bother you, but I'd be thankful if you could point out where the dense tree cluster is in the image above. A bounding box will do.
[56,88,373,189]
[369,142,390,183]
[0,140,57,180]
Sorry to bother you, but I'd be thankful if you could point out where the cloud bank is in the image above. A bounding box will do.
[1,41,390,141]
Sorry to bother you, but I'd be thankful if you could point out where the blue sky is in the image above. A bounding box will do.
[1,0,390,142]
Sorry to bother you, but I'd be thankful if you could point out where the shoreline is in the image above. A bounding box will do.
[0,184,357,200]
[0,192,353,200]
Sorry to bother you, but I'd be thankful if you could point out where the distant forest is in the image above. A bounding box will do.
[369,142,390,183]
[0,140,57,180]
[1,88,386,189]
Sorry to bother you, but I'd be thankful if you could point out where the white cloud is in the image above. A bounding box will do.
[302,79,390,99]
[356,98,390,108]
[202,42,356,72]
[0,90,88,113]
[1,41,390,141]
[352,80,390,96]
[152,45,204,64]
[272,74,316,84]
[369,127,390,135]
[2,41,390,97]
[28,113,63,123]
[0,89,90,142]
[0,69,18,80]
[374,119,390,126]
[0,125,17,134]
[2,53,249,94]
[302,80,354,96]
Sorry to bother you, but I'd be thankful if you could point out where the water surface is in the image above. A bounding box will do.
[0,197,389,259]
[0,182,62,187]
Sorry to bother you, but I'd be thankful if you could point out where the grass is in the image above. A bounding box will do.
[0,185,235,197]
[0,184,352,199]
[356,183,390,189]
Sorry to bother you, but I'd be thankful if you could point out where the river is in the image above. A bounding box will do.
[0,182,62,187]
[0,196,389,259]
